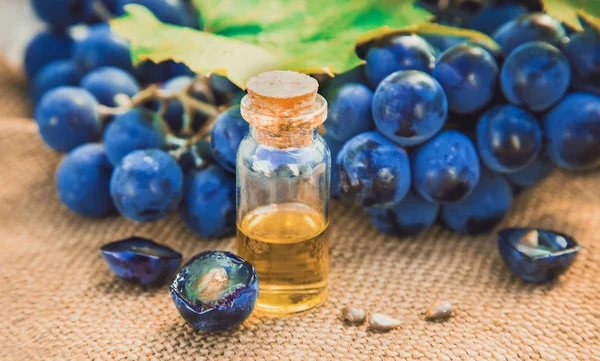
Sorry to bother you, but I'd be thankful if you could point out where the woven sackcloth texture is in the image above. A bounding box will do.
[0,59,599,361]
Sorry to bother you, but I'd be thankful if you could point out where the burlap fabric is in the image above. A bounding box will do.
[1,59,599,361]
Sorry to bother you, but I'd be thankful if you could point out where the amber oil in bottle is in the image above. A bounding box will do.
[236,71,330,315]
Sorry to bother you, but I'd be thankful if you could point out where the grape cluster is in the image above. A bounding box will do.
[28,0,245,238]
[325,8,600,236]
[26,1,600,239]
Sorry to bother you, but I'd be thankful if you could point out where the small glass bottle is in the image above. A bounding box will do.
[236,70,330,315]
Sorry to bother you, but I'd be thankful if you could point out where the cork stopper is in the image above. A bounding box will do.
[241,70,327,148]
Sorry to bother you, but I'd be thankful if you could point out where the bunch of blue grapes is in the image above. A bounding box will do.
[323,6,600,237]
[28,0,245,238]
[26,0,600,240]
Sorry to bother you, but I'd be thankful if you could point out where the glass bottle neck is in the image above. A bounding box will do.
[249,125,318,149]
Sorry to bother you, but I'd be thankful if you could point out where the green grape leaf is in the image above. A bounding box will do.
[111,1,431,89]
[544,0,600,30]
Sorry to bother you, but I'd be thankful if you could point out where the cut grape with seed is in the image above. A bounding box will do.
[441,168,512,235]
[433,44,498,115]
[365,35,436,88]
[80,66,140,107]
[412,130,480,204]
[476,105,542,173]
[210,106,249,173]
[179,166,236,238]
[501,42,570,112]
[337,131,411,208]
[31,60,81,104]
[373,70,447,147]
[24,30,74,79]
[492,13,567,55]
[324,83,374,142]
[543,93,600,171]
[56,143,114,218]
[110,149,183,222]
[35,87,101,152]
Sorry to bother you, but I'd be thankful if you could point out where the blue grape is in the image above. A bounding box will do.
[476,105,542,173]
[110,149,183,222]
[162,76,214,133]
[543,93,600,170]
[412,130,480,204]
[365,35,436,88]
[31,60,81,104]
[81,66,140,107]
[210,74,242,105]
[501,42,570,112]
[337,131,411,208]
[103,109,166,166]
[493,13,567,55]
[373,70,447,146]
[323,134,344,199]
[324,83,374,142]
[467,4,527,36]
[367,191,439,237]
[56,143,114,217]
[564,30,600,96]
[24,31,74,79]
[73,26,133,73]
[116,0,199,28]
[441,168,512,235]
[506,153,555,188]
[321,66,366,93]
[433,44,498,114]
[31,0,85,28]
[169,61,196,78]
[210,106,249,173]
[179,166,236,238]
[35,87,101,152]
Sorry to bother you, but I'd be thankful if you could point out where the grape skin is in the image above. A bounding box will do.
[367,191,439,237]
[476,105,542,173]
[441,168,512,235]
[506,153,555,189]
[543,93,600,170]
[501,42,571,112]
[179,166,236,238]
[31,60,81,104]
[467,4,527,36]
[56,143,115,217]
[365,35,436,88]
[493,13,567,56]
[209,106,249,173]
[412,130,480,204]
[110,149,183,222]
[373,70,448,146]
[433,44,498,114]
[81,67,140,107]
[103,109,166,166]
[337,131,411,208]
[35,87,101,152]
[24,31,74,79]
[31,0,85,29]
[564,30,600,96]
[324,83,374,142]
[73,27,134,74]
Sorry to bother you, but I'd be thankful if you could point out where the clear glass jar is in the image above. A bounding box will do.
[236,71,330,315]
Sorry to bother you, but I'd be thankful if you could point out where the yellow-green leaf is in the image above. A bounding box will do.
[544,0,600,30]
[112,1,431,89]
